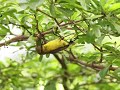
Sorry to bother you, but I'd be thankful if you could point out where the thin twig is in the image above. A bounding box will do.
[92,43,101,51]
[92,44,104,63]
[34,14,41,34]
[9,21,32,35]
[99,47,103,63]
[53,54,68,71]
[36,8,55,19]
[36,8,61,32]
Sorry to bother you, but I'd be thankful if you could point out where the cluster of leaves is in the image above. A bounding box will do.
[0,0,120,90]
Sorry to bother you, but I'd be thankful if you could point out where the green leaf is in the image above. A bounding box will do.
[81,32,96,43]
[71,11,80,20]
[68,63,80,73]
[78,0,87,10]
[94,27,101,37]
[72,25,79,35]
[96,29,102,37]
[90,0,98,9]
[112,23,120,34]
[57,7,74,17]
[77,34,86,43]
[21,15,32,28]
[114,68,120,80]
[39,55,43,62]
[96,35,105,45]
[100,0,107,6]
[99,65,111,79]
[103,0,115,11]
[86,15,103,20]
[108,3,120,12]
[27,35,35,44]
[50,3,56,17]
[3,8,18,20]
[85,34,95,43]
[72,3,83,10]
[18,0,44,10]
[103,45,115,51]
[46,54,50,58]
[44,81,56,90]
[3,8,17,15]
[0,25,10,35]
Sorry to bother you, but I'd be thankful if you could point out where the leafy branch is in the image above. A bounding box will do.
[36,8,60,26]
[54,54,69,90]
[0,19,82,47]
[67,50,118,71]
[0,35,28,47]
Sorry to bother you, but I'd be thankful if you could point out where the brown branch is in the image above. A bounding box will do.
[78,60,117,71]
[34,14,41,34]
[67,51,118,71]
[99,47,103,63]
[0,29,54,47]
[37,8,61,30]
[92,44,103,63]
[0,9,87,47]
[1,35,117,71]
[42,29,53,35]
[37,8,55,19]
[1,18,84,46]
[53,54,69,90]
[8,21,32,35]
[70,58,118,71]
[54,54,67,69]
[0,35,28,47]
[92,43,101,51]
[0,17,84,47]
[54,18,60,26]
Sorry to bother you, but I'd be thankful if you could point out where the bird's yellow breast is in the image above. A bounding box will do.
[36,38,69,54]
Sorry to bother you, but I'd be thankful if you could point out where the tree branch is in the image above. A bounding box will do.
[54,54,67,69]
[8,21,32,35]
[0,35,28,47]
[36,8,55,19]
[53,54,69,90]
[75,59,117,71]
[67,51,118,71]
[92,43,101,51]
[0,29,54,47]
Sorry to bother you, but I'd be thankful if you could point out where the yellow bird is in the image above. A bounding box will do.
[36,38,70,54]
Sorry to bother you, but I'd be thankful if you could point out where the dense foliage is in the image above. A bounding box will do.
[0,0,120,90]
